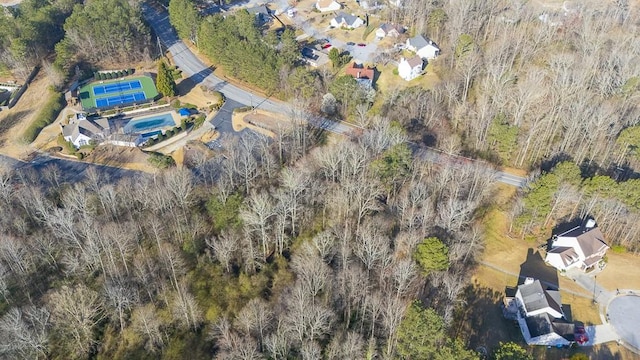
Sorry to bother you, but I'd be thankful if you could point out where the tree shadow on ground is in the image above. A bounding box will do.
[518,248,559,290]
[546,218,584,253]
[0,109,33,146]
[456,281,523,353]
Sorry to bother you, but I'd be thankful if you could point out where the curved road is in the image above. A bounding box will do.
[142,3,283,114]
[141,3,526,188]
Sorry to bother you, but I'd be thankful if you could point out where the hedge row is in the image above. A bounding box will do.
[94,69,135,81]
[143,123,188,147]
[23,90,65,143]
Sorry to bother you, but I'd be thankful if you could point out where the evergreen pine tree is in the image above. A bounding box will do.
[156,60,176,97]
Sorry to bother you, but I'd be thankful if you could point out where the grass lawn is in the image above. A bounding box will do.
[375,61,440,95]
[78,76,158,110]
[460,182,640,359]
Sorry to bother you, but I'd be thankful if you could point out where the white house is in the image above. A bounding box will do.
[330,12,365,29]
[375,23,405,38]
[61,113,110,148]
[316,0,341,12]
[504,278,575,346]
[545,219,609,272]
[397,56,423,81]
[406,35,440,60]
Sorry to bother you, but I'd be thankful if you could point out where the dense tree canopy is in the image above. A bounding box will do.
[396,301,478,360]
[0,0,75,77]
[57,0,150,68]
[0,120,494,358]
[197,11,296,94]
[168,0,199,42]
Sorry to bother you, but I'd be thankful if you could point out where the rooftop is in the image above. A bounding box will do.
[518,279,563,315]
[345,62,375,80]
[558,226,608,258]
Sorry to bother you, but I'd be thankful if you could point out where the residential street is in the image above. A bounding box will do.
[141,3,285,115]
[140,2,526,188]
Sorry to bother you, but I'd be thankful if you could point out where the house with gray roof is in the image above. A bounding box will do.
[330,12,364,29]
[504,278,575,346]
[406,34,440,60]
[545,219,609,272]
[61,113,111,148]
[246,5,272,24]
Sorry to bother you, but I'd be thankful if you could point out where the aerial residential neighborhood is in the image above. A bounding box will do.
[0,0,639,359]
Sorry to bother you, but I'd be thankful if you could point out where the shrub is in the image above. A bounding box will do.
[147,152,176,169]
[233,106,252,113]
[124,69,130,76]
[93,72,99,80]
[194,114,206,129]
[166,129,174,137]
[393,68,399,75]
[106,72,113,79]
[171,99,181,108]
[23,91,65,143]
[57,134,77,154]
[611,244,627,254]
[76,152,84,160]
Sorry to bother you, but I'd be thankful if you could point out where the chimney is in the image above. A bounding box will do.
[524,277,534,285]
[357,71,361,78]
[585,219,596,229]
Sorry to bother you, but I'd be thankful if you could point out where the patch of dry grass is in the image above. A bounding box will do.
[375,60,441,97]
[595,252,640,292]
[0,72,52,158]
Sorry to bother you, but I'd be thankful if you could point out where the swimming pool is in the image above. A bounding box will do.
[124,113,175,134]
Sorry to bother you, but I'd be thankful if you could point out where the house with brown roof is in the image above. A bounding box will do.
[545,219,609,272]
[375,23,405,38]
[397,56,423,81]
[345,62,375,89]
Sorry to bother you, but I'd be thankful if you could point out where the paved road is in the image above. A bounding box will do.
[141,3,527,188]
[606,296,640,350]
[0,153,145,184]
[142,3,286,115]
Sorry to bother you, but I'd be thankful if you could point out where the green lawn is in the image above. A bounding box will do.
[78,75,158,110]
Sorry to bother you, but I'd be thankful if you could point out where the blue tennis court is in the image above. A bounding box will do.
[95,92,146,107]
[93,80,142,96]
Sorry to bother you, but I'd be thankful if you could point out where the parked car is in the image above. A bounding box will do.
[347,42,355,46]
[575,326,589,345]
[357,43,366,47]
[322,44,332,49]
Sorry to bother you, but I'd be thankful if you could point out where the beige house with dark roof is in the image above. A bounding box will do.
[545,219,609,272]
[398,56,423,81]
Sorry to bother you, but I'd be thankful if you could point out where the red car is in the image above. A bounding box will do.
[322,44,332,49]
[575,326,589,345]
[357,43,366,47]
